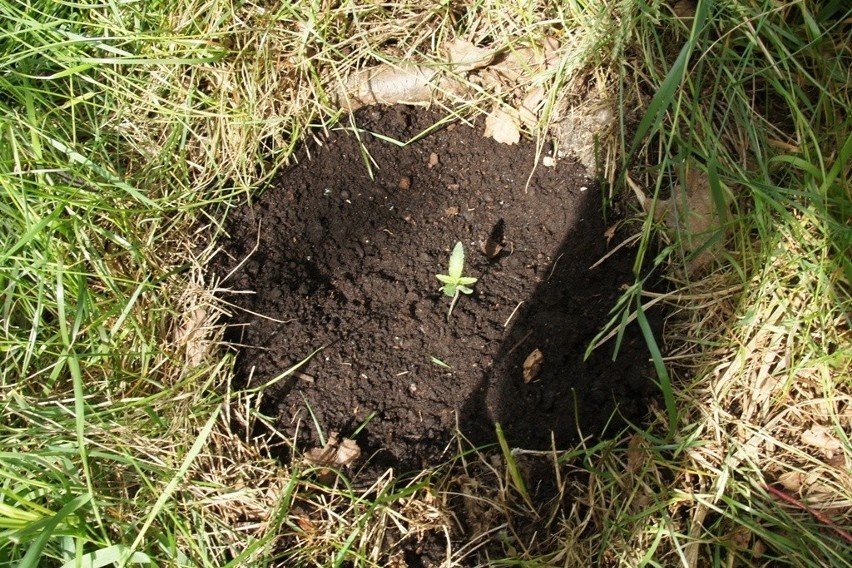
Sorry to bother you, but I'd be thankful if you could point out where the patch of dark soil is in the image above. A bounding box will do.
[212,105,660,475]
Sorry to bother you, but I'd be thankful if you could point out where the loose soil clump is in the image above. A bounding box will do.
[213,105,658,473]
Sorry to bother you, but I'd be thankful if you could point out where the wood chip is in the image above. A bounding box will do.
[481,238,503,258]
[522,348,543,383]
[481,218,506,259]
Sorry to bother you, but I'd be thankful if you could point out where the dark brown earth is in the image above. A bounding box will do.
[212,104,660,476]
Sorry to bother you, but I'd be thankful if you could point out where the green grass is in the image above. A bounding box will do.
[1,0,850,566]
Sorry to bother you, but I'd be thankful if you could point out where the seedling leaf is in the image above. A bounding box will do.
[448,241,465,278]
[436,241,478,314]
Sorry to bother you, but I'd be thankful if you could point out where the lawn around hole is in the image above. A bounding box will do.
[1,1,850,567]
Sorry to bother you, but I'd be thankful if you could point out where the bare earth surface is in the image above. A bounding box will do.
[213,105,659,475]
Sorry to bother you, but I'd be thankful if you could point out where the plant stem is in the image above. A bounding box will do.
[447,290,460,320]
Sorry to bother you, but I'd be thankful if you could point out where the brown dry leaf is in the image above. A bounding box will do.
[481,237,503,258]
[627,433,648,474]
[304,434,338,467]
[518,86,546,127]
[729,526,752,550]
[444,206,459,217]
[631,489,653,512]
[522,348,543,383]
[634,165,730,273]
[542,36,560,67]
[295,516,315,533]
[481,219,506,259]
[303,432,362,468]
[489,38,560,82]
[334,438,361,467]
[777,470,805,492]
[446,38,495,73]
[488,47,535,82]
[484,107,520,145]
[343,64,437,108]
[672,0,697,17]
[801,424,842,459]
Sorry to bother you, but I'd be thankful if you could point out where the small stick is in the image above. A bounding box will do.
[505,330,533,358]
[763,484,852,545]
[504,301,524,328]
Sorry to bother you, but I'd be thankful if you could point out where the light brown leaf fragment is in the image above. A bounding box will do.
[801,424,842,459]
[481,238,503,258]
[343,64,437,108]
[627,433,647,474]
[777,470,805,492]
[177,306,210,367]
[635,165,730,273]
[518,86,546,127]
[428,152,439,168]
[446,39,495,73]
[334,438,361,467]
[729,526,752,550]
[484,107,520,145]
[304,433,338,467]
[303,432,361,468]
[522,348,543,383]
[489,38,558,82]
[295,516,315,532]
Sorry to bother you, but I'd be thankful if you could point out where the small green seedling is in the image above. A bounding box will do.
[436,241,478,319]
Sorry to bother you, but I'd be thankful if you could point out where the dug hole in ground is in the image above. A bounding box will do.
[212,103,662,477]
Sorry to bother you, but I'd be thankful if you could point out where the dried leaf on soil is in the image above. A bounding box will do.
[484,107,520,145]
[522,348,544,383]
[481,219,506,259]
[728,526,753,550]
[304,432,362,468]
